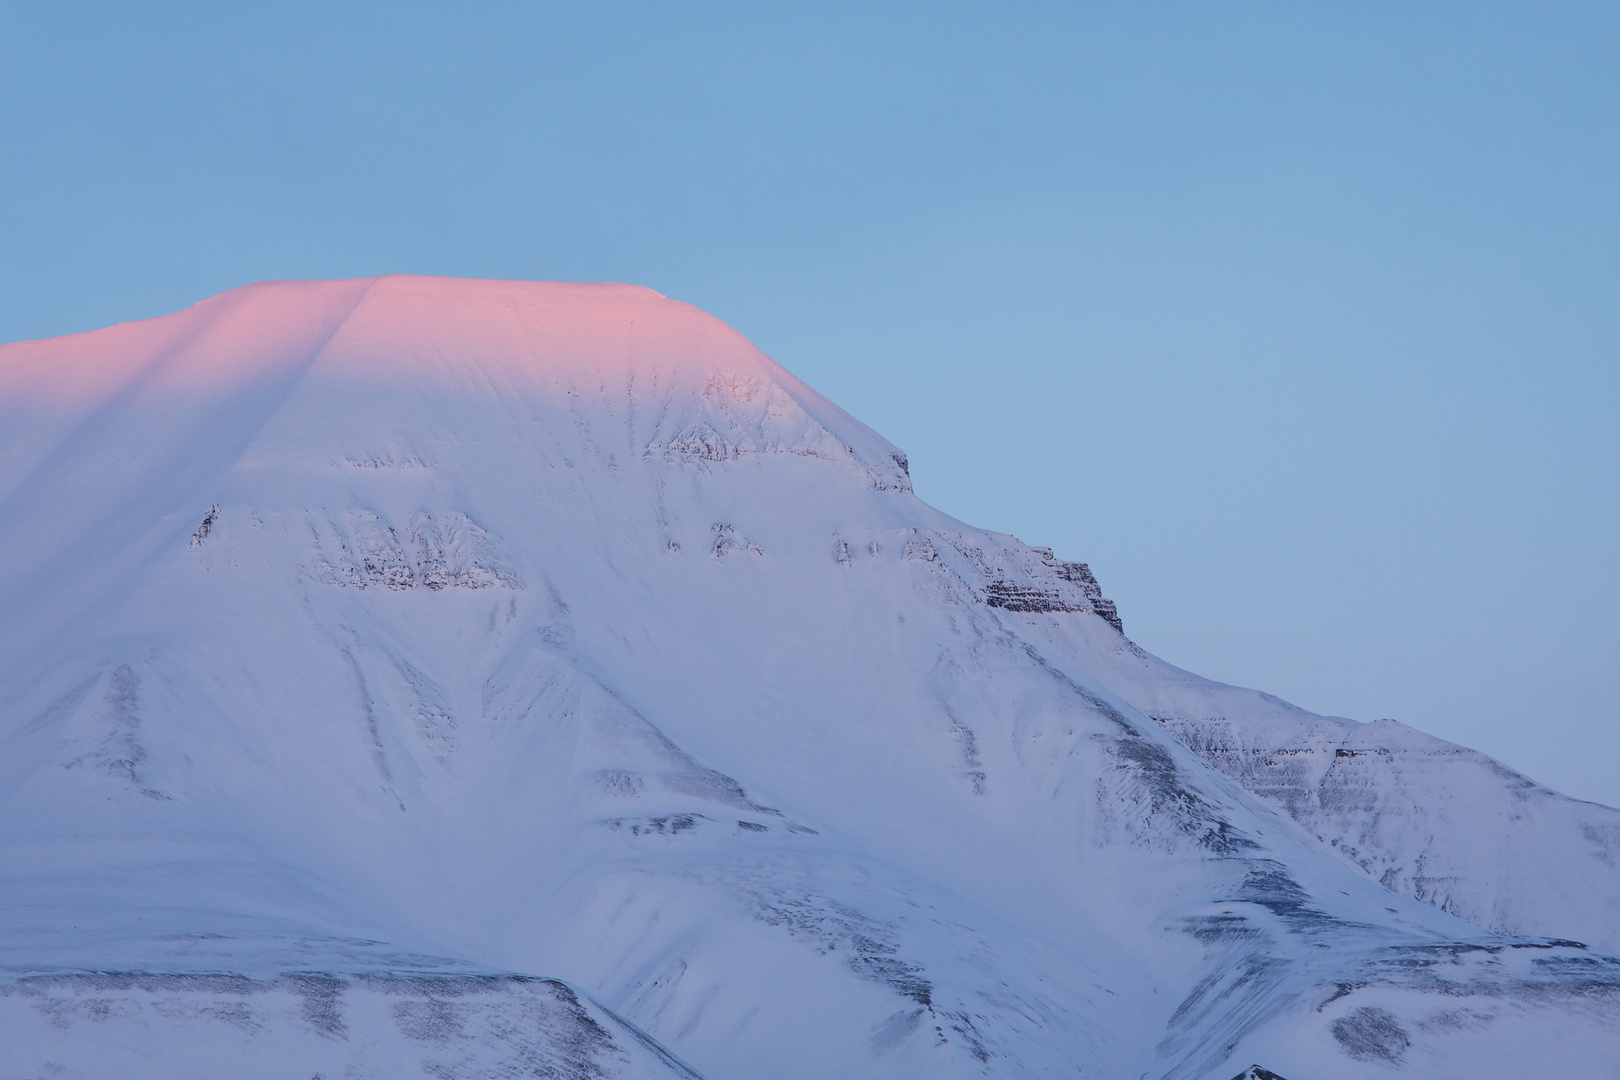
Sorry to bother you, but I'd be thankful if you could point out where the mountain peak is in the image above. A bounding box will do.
[4,274,845,409]
[0,276,913,528]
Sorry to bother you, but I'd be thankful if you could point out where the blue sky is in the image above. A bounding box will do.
[3,2,1617,805]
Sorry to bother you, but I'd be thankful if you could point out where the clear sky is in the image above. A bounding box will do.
[3,3,1616,806]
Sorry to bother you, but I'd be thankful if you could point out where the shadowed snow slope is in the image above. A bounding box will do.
[1,276,1616,1079]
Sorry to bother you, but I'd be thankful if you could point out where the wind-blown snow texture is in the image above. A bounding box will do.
[1,276,1616,1079]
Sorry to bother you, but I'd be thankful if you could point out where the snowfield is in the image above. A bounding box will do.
[1,276,1616,1079]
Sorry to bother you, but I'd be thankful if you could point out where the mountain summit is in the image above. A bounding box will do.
[2,277,1616,1079]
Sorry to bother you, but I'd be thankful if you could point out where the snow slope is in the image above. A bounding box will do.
[1,276,1616,1079]
[1020,620,1620,956]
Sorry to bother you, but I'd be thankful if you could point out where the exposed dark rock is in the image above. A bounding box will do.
[603,814,705,836]
[982,580,1084,613]
[741,890,934,1009]
[189,504,219,548]
[3,971,671,1080]
[282,973,346,1037]
[1237,864,1338,929]
[310,509,522,590]
[1332,1005,1410,1062]
[1051,558,1124,633]
[969,542,1124,632]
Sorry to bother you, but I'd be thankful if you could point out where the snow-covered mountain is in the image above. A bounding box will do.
[1,276,1615,1080]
